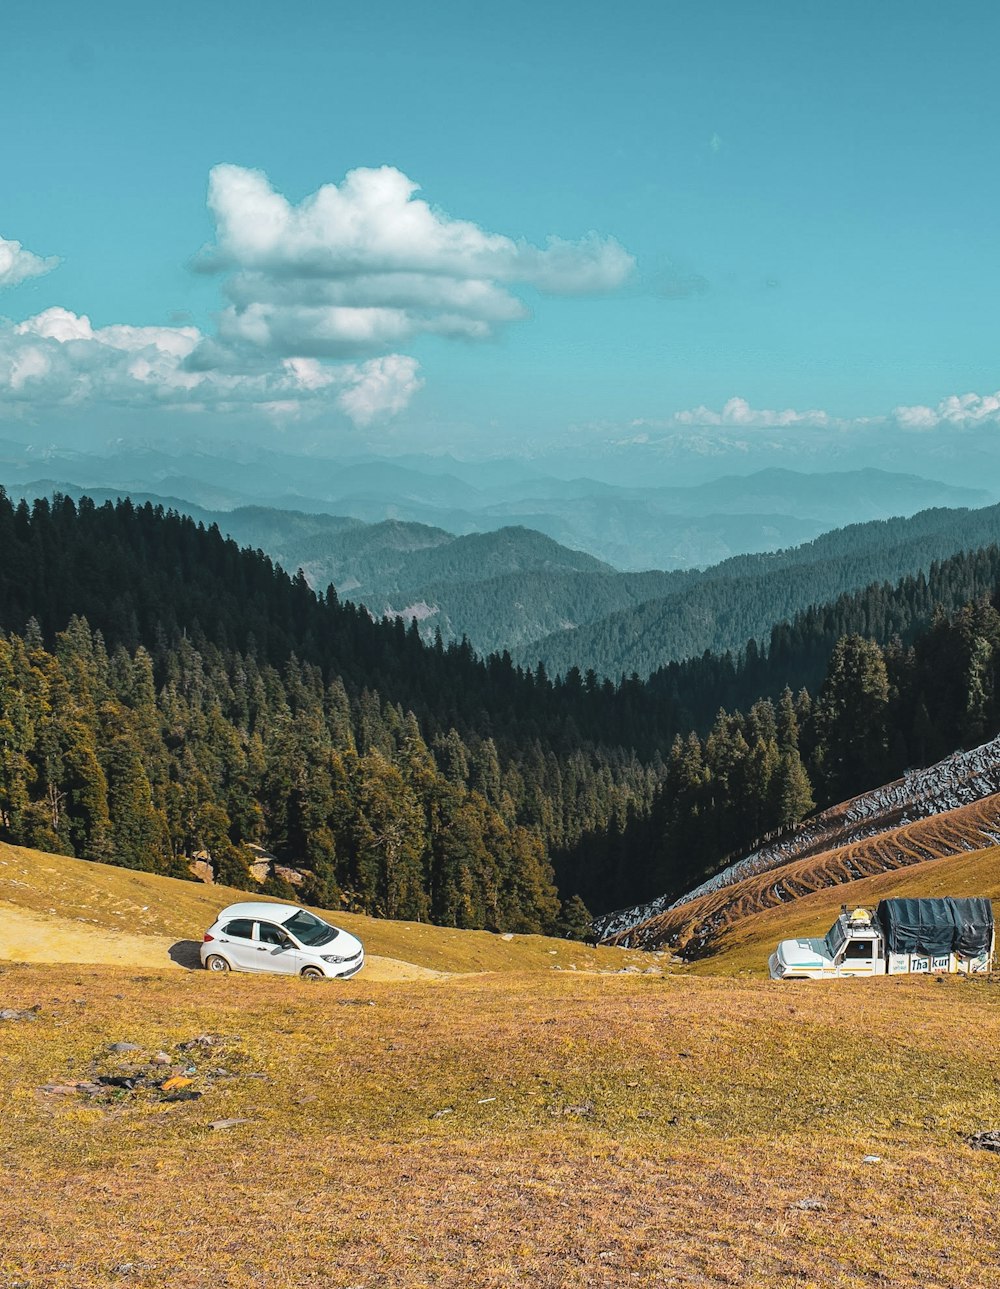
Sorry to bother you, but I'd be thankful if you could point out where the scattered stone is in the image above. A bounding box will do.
[337,999,376,1007]
[0,1007,40,1022]
[39,1082,101,1096]
[188,857,214,884]
[500,933,514,942]
[108,1042,141,1054]
[151,1052,172,1066]
[862,1155,882,1164]
[209,1118,250,1131]
[111,1263,134,1277]
[180,1034,220,1049]
[793,1198,828,1211]
[162,1089,202,1103]
[966,1130,1000,1153]
[430,1107,454,1119]
[637,1110,655,1120]
[560,1101,595,1118]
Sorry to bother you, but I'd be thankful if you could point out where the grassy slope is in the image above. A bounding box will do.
[0,841,644,976]
[3,840,1000,1287]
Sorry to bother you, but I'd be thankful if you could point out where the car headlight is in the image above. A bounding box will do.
[321,953,352,963]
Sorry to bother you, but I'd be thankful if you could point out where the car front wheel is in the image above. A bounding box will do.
[300,966,325,980]
[205,954,231,973]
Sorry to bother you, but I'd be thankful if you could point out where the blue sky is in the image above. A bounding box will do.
[2,0,1000,463]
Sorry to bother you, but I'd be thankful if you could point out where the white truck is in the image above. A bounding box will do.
[768,897,994,980]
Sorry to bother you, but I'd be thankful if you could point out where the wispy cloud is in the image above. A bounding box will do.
[0,234,59,290]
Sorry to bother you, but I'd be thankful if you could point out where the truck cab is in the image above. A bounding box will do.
[769,906,885,980]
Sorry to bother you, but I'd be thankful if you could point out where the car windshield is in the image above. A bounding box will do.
[282,909,339,947]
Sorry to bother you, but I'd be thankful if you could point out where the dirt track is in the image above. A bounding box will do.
[0,901,448,982]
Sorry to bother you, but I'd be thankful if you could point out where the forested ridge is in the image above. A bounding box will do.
[2,491,1000,926]
[526,502,1000,678]
[23,484,1000,670]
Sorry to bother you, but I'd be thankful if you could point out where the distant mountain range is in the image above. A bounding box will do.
[7,476,1000,678]
[0,435,990,568]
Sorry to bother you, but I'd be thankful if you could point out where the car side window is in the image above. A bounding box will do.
[845,939,874,959]
[222,918,255,940]
[257,922,285,946]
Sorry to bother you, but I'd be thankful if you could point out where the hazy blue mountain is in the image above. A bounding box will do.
[472,503,821,570]
[1,436,991,569]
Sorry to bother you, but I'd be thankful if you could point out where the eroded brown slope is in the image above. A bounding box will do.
[610,791,1000,956]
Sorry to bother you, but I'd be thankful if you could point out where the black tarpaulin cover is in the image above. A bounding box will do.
[875,897,994,957]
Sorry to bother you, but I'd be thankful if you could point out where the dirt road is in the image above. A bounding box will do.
[0,901,447,981]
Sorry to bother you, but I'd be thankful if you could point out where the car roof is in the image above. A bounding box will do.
[213,901,306,923]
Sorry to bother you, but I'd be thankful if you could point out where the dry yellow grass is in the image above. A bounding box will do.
[3,841,1000,1287]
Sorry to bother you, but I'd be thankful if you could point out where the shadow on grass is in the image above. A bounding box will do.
[168,940,203,970]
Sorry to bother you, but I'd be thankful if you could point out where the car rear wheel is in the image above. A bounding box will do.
[205,954,231,973]
[300,966,325,980]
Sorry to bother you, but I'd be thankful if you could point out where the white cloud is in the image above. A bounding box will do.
[894,391,1000,431]
[0,234,59,290]
[336,354,423,426]
[674,396,833,429]
[196,162,635,357]
[0,307,420,425]
[0,166,633,429]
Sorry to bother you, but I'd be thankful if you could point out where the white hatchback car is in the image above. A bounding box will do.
[200,902,365,979]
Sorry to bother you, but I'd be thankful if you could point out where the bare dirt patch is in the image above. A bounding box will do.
[0,902,449,982]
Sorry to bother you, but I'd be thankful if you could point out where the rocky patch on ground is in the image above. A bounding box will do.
[37,1032,262,1110]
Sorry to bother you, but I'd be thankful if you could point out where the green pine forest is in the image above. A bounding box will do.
[2,491,1000,930]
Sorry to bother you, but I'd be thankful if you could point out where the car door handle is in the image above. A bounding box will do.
[256,947,269,951]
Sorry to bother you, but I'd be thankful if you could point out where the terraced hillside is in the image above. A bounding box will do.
[599,734,1000,956]
[691,842,1000,977]
[609,795,1000,961]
